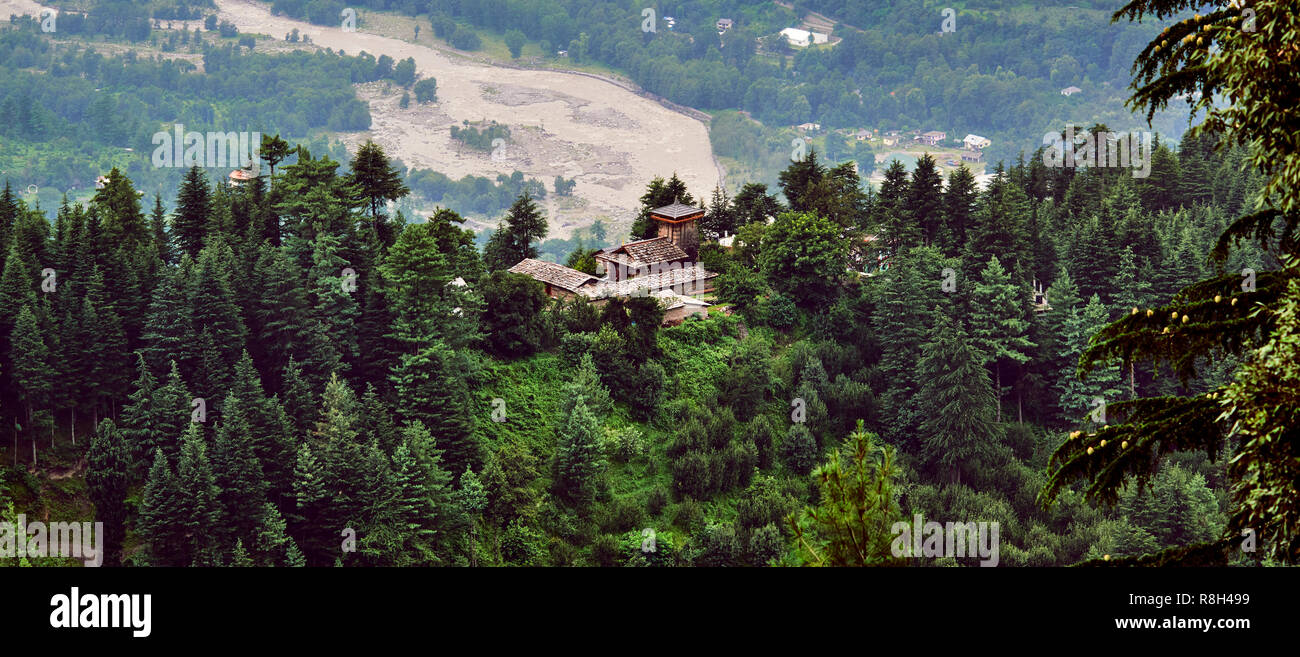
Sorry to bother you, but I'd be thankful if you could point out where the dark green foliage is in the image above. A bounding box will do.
[86,419,129,566]
[480,271,549,358]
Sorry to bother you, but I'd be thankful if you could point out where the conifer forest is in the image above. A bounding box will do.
[0,0,1297,594]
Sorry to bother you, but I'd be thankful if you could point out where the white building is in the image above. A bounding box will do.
[780,27,828,48]
[963,134,991,150]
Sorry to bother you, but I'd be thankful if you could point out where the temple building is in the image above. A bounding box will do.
[508,202,717,323]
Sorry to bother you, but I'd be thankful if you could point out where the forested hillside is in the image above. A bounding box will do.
[0,0,1297,570]
[0,114,1275,566]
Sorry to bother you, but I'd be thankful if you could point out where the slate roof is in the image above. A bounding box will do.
[582,264,718,298]
[508,259,598,292]
[596,237,689,268]
[651,203,704,220]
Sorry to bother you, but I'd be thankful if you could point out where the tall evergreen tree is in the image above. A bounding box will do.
[917,314,1000,484]
[173,166,212,260]
[86,419,130,566]
[968,256,1036,422]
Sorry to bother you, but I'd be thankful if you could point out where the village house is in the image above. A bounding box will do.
[797,122,822,132]
[508,202,718,325]
[1060,86,1082,97]
[963,134,991,150]
[961,151,984,163]
[716,18,733,33]
[507,259,599,300]
[916,130,947,146]
[855,129,871,141]
[594,236,689,282]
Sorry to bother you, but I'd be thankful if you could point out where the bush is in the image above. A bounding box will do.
[601,425,646,462]
[671,500,704,534]
[748,523,785,565]
[590,534,620,566]
[646,486,670,516]
[449,26,482,50]
[780,424,818,475]
[559,332,595,367]
[413,77,438,103]
[505,29,526,58]
[672,452,712,500]
[630,360,667,420]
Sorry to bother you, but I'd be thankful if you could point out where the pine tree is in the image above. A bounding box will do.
[968,256,1036,422]
[551,396,604,510]
[120,354,159,475]
[871,246,951,446]
[93,167,150,252]
[149,193,174,265]
[86,419,129,566]
[390,343,479,477]
[482,192,548,271]
[908,154,944,247]
[789,421,903,567]
[778,148,824,212]
[964,169,1033,281]
[290,441,333,566]
[173,166,212,260]
[348,140,409,246]
[701,184,736,240]
[175,423,221,565]
[140,266,193,375]
[11,304,50,462]
[1057,294,1124,429]
[917,314,1000,484]
[874,159,918,251]
[210,395,269,549]
[138,448,185,566]
[781,423,818,476]
[941,165,978,255]
[560,353,612,419]
[456,467,487,566]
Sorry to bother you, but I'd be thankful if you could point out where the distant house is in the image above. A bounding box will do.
[1033,279,1051,313]
[1061,86,1082,96]
[556,50,568,57]
[796,122,822,132]
[963,134,991,150]
[229,166,257,187]
[916,130,946,146]
[852,234,892,275]
[780,27,828,47]
[882,136,898,146]
[855,129,871,141]
[961,151,984,163]
[716,18,733,33]
[664,16,676,30]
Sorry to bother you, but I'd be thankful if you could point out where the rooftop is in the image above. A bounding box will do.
[583,264,718,298]
[651,202,704,219]
[597,236,689,268]
[508,259,598,292]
